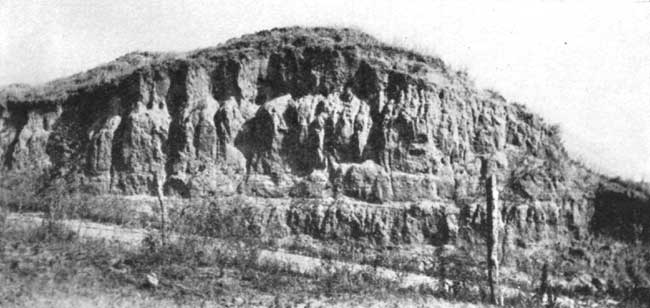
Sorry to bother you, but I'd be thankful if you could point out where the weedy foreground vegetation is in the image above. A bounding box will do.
[0,172,647,307]
[0,208,488,308]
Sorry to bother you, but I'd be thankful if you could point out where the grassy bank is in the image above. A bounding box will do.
[1,212,501,308]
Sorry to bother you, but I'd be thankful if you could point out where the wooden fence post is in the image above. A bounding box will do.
[154,171,166,246]
[486,173,501,305]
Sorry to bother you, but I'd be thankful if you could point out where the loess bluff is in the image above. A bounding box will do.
[1,27,648,253]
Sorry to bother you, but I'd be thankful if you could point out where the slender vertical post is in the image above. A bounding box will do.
[154,171,166,246]
[486,173,500,305]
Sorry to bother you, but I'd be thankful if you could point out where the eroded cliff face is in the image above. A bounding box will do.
[0,27,607,247]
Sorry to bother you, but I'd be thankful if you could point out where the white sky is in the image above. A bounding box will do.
[1,0,649,180]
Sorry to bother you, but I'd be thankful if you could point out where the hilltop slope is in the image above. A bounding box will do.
[1,27,649,296]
